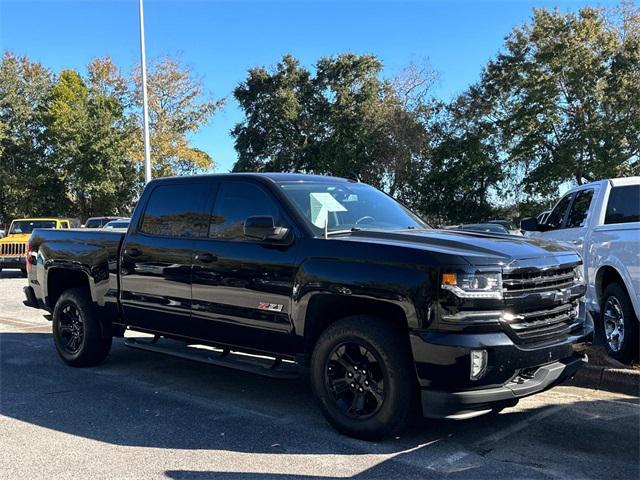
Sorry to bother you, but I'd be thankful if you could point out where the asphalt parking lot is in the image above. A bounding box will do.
[1,270,639,480]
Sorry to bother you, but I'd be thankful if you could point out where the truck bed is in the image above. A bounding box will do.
[28,228,126,309]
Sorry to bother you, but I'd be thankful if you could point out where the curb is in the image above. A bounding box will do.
[568,364,640,397]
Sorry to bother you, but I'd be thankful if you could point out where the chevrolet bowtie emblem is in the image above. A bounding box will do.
[554,289,570,303]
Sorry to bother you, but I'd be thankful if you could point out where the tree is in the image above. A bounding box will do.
[232,54,435,194]
[462,3,640,199]
[131,57,225,177]
[406,101,504,225]
[43,58,138,219]
[0,52,59,226]
[232,55,315,173]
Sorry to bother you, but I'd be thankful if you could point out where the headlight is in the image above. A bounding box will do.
[441,271,503,299]
[573,264,585,284]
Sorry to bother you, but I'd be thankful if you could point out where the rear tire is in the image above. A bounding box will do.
[601,283,639,363]
[52,287,112,367]
[310,315,416,440]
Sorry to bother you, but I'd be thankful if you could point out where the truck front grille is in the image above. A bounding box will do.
[1,242,26,256]
[506,300,581,345]
[502,266,576,293]
[502,262,583,345]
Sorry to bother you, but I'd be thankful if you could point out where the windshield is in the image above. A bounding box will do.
[104,221,129,229]
[461,224,508,234]
[279,181,428,233]
[85,218,106,228]
[9,220,56,234]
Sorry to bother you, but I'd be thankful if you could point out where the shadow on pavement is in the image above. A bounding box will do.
[0,270,26,279]
[1,330,639,479]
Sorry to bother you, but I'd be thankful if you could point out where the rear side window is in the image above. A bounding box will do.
[566,189,594,228]
[605,185,640,224]
[545,193,574,229]
[209,182,281,241]
[140,183,211,238]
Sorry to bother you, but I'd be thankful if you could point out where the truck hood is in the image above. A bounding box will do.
[0,233,30,244]
[337,229,578,266]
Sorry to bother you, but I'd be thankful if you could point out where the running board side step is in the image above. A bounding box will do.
[124,338,300,380]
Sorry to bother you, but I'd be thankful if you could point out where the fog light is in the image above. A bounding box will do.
[470,350,488,380]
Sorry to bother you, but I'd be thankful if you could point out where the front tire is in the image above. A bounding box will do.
[601,283,639,363]
[52,287,112,367]
[310,315,416,440]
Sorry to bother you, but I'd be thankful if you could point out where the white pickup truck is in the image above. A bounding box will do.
[522,177,639,362]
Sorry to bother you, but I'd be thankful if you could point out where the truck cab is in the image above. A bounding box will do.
[0,218,71,275]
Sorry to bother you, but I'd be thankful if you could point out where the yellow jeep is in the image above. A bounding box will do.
[0,218,71,276]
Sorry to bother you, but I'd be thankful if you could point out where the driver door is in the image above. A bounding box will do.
[535,189,596,253]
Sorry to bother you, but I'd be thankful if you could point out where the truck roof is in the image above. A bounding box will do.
[11,218,68,222]
[152,172,353,184]
[564,176,639,194]
[609,176,640,187]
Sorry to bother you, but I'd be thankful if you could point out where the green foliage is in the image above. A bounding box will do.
[233,3,639,225]
[463,3,640,199]
[0,52,61,226]
[232,54,432,195]
[0,53,220,226]
[43,59,139,219]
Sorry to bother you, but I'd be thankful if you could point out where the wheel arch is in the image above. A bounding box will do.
[595,264,640,321]
[595,265,624,302]
[300,293,412,365]
[46,267,92,310]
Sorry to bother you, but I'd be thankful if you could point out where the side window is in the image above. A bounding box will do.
[545,193,574,230]
[60,221,69,229]
[605,185,640,224]
[140,183,211,238]
[209,182,282,241]
[566,189,594,228]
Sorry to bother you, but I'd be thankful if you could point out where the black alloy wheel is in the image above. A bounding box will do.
[57,303,85,354]
[325,342,386,419]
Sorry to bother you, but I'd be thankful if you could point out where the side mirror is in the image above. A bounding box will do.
[520,217,539,232]
[244,216,289,242]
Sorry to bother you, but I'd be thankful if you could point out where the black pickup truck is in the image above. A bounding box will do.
[24,173,592,440]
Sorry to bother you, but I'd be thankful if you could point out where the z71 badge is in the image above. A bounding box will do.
[258,302,284,312]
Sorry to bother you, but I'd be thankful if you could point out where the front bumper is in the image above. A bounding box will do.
[421,354,586,418]
[0,255,26,269]
[411,321,593,419]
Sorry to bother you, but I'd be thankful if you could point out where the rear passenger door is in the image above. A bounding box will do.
[189,180,299,355]
[120,180,214,335]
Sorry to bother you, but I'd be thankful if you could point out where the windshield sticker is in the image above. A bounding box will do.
[310,192,347,228]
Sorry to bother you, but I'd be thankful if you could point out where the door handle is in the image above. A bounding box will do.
[195,253,217,263]
[124,247,142,257]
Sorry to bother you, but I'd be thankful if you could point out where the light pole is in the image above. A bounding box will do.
[138,0,152,183]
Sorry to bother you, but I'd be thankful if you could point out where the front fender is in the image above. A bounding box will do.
[291,258,436,337]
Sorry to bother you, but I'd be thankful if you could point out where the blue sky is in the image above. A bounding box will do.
[0,0,620,172]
